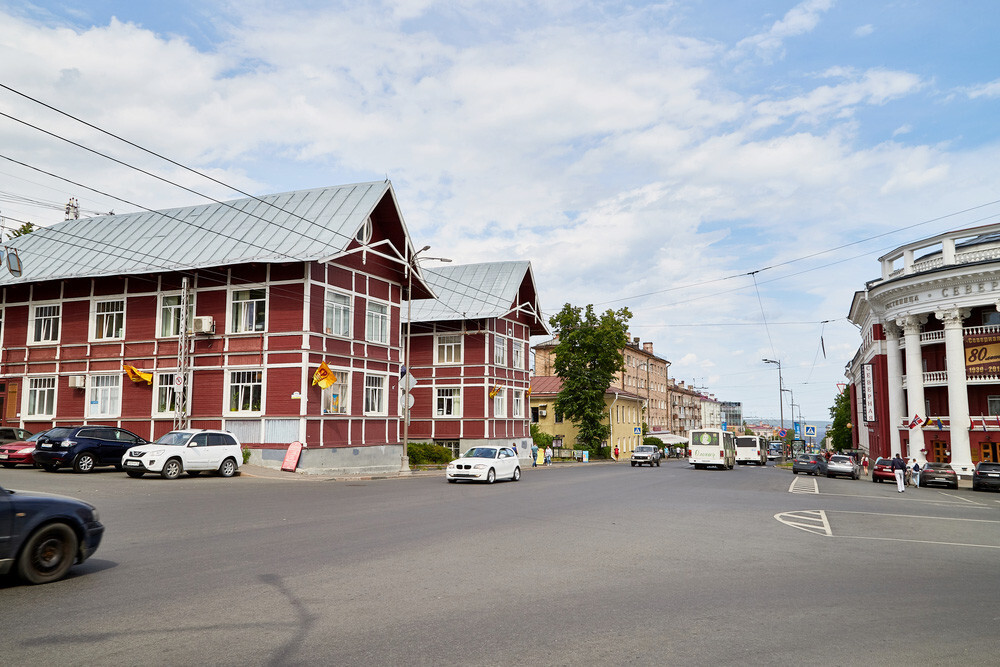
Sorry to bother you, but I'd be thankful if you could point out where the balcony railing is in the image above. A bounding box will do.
[898,324,1000,349]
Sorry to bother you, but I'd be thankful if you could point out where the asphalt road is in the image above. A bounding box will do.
[2,460,998,666]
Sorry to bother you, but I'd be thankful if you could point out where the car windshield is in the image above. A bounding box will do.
[43,427,75,439]
[735,438,756,446]
[463,447,497,459]
[978,462,1000,471]
[635,446,655,452]
[26,431,48,442]
[830,456,850,463]
[154,432,192,446]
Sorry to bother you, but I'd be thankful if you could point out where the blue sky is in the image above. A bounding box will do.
[2,0,1000,423]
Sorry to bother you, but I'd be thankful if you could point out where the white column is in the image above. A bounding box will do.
[884,322,905,456]
[898,314,927,457]
[936,308,974,473]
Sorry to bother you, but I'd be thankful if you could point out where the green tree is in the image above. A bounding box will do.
[826,388,852,451]
[530,423,553,449]
[5,221,35,239]
[549,303,632,455]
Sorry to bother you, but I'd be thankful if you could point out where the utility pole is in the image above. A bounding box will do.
[174,277,190,430]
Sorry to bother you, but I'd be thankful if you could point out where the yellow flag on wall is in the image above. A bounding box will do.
[123,364,152,384]
[312,362,337,389]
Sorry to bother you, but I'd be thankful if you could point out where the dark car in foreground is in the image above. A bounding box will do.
[0,431,47,468]
[972,461,1000,491]
[33,426,147,473]
[792,454,827,476]
[919,462,959,489]
[0,482,104,584]
[871,457,896,483]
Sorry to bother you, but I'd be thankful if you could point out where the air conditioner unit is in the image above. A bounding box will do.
[192,316,214,334]
[67,375,86,389]
[539,409,547,417]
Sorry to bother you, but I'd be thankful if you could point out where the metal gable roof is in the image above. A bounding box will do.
[407,261,531,322]
[0,182,391,285]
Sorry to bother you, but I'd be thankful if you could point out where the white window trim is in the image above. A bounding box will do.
[324,289,353,338]
[228,285,268,334]
[24,375,57,418]
[86,374,122,419]
[434,386,463,418]
[435,333,463,365]
[494,334,507,366]
[512,389,524,418]
[365,299,391,345]
[512,341,525,370]
[364,373,388,416]
[493,387,506,418]
[225,368,265,416]
[156,291,196,339]
[322,368,351,415]
[152,371,192,418]
[27,301,61,346]
[88,296,127,342]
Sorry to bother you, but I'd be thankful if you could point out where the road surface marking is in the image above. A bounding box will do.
[837,535,1000,549]
[774,510,831,536]
[788,477,818,494]
[938,491,986,505]
[832,510,1000,524]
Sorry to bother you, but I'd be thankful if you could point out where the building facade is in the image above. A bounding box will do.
[700,395,721,429]
[404,261,549,459]
[720,401,743,430]
[847,223,1000,476]
[668,379,703,435]
[0,182,436,474]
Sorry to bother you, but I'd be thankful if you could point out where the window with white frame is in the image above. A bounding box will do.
[30,304,60,343]
[435,387,461,417]
[494,335,507,366]
[493,387,506,417]
[365,301,389,344]
[512,342,524,369]
[93,299,125,340]
[87,374,121,418]
[364,374,386,414]
[231,288,267,333]
[322,371,350,414]
[228,370,263,414]
[153,373,189,417]
[325,290,352,337]
[25,376,56,417]
[436,334,462,364]
[512,389,524,417]
[159,294,194,337]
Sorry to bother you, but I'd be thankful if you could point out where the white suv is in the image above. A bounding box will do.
[122,429,242,480]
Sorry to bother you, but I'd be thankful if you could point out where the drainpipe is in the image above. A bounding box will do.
[609,392,619,459]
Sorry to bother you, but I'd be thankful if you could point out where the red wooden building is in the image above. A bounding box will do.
[0,182,435,474]
[404,261,549,458]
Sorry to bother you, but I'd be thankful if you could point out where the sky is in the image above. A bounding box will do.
[2,0,1000,425]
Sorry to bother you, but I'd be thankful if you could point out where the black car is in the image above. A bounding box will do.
[32,426,147,473]
[0,482,104,584]
[972,461,1000,491]
[792,454,827,476]
[918,462,958,489]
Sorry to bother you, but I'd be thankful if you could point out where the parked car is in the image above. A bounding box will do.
[792,454,827,476]
[32,426,147,473]
[919,462,959,489]
[871,457,896,483]
[631,444,661,467]
[446,446,521,483]
[121,429,242,479]
[0,431,48,468]
[0,481,104,584]
[972,461,1000,491]
[826,454,860,479]
[0,427,33,445]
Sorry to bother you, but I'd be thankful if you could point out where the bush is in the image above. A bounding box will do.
[407,442,454,465]
[241,447,251,464]
[530,424,553,448]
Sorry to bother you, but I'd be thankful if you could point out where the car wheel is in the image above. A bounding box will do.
[512,466,521,482]
[793,470,798,474]
[73,453,97,474]
[447,478,457,483]
[631,462,636,467]
[125,470,145,478]
[827,472,833,478]
[1,462,15,469]
[656,460,660,467]
[16,522,78,585]
[486,468,496,484]
[217,458,238,478]
[951,482,959,490]
[161,458,182,480]
[41,463,58,472]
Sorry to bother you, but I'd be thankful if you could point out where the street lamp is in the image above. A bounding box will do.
[402,246,451,472]
[764,358,786,460]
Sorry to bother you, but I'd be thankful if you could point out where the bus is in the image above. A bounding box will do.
[735,435,767,465]
[688,428,736,470]
[767,441,783,460]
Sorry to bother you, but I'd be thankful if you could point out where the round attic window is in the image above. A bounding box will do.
[355,217,373,245]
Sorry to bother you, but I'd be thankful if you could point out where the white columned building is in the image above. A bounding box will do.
[883,322,905,457]
[899,314,927,458]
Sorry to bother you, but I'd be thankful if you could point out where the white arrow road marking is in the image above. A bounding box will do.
[788,477,819,494]
[774,509,831,536]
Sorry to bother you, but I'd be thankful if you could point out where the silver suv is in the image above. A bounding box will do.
[631,444,661,467]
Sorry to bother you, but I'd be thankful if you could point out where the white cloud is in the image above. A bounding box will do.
[733,0,835,61]
[853,24,874,37]
[965,78,1000,99]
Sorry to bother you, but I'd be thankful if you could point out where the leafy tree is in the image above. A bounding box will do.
[530,423,553,449]
[5,222,35,239]
[549,303,632,455]
[826,388,852,451]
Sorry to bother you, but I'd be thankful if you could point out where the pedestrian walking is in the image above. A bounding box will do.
[891,453,906,492]
[861,454,869,477]
[531,442,539,467]
[544,445,553,466]
[512,442,518,458]
[613,446,620,461]
[911,458,921,488]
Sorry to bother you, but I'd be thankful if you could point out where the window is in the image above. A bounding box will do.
[366,301,389,344]
[493,387,506,417]
[436,440,460,457]
[228,370,263,414]
[494,335,507,366]
[88,374,121,418]
[989,396,1000,416]
[26,377,56,417]
[154,373,188,417]
[322,371,349,414]
[325,290,352,337]
[436,334,463,364]
[92,299,125,340]
[30,304,60,343]
[554,410,563,424]
[984,311,1000,326]
[231,288,266,333]
[435,387,461,417]
[355,216,373,244]
[531,407,539,423]
[512,389,524,418]
[159,294,194,337]
[364,375,386,414]
[512,342,524,370]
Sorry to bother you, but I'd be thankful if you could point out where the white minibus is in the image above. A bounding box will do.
[735,435,767,465]
[688,429,735,470]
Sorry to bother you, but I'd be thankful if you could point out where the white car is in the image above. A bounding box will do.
[122,429,243,480]
[446,446,521,483]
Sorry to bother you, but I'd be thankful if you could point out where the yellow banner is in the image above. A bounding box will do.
[965,334,1000,376]
[123,364,152,384]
